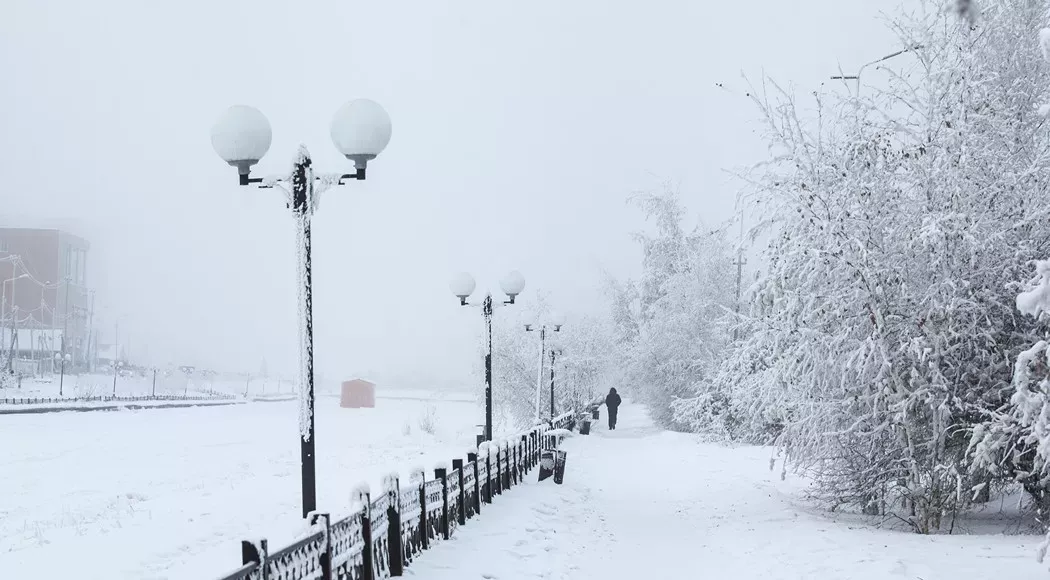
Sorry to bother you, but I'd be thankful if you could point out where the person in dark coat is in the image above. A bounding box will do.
[605,388,622,430]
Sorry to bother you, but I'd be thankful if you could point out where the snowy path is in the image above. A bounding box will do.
[411,403,1043,580]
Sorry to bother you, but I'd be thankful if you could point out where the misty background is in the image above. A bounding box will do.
[0,0,898,385]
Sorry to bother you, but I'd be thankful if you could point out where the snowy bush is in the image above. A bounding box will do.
[605,185,738,430]
[485,296,617,430]
[417,405,438,435]
[705,0,1050,532]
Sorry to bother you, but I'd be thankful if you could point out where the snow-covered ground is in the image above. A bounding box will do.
[0,372,242,401]
[412,403,1045,580]
[0,396,483,579]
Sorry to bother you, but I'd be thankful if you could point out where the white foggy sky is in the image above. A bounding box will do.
[0,0,901,384]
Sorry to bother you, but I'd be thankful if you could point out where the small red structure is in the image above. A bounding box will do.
[340,378,376,408]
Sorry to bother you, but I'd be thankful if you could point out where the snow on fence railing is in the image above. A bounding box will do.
[212,411,580,580]
[0,393,238,405]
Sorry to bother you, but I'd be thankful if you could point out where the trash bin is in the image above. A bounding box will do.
[538,450,556,482]
[553,450,568,484]
[591,407,600,420]
[538,449,568,484]
[580,416,591,435]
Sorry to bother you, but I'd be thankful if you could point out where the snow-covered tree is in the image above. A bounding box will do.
[608,186,738,429]
[485,294,617,432]
[713,0,1050,532]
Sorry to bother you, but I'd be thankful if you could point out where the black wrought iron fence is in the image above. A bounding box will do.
[214,412,579,580]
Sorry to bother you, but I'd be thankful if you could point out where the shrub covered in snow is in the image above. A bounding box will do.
[660,0,1050,533]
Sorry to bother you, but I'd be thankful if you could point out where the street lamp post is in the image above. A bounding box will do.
[112,360,123,395]
[55,352,71,396]
[211,99,392,520]
[3,272,29,372]
[525,312,565,422]
[549,348,562,420]
[450,271,526,443]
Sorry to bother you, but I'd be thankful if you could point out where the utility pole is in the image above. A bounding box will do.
[732,213,746,342]
[8,305,17,373]
[85,291,95,372]
[60,277,69,393]
[8,274,19,372]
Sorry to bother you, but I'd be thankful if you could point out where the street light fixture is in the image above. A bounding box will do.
[55,352,71,396]
[3,272,30,373]
[830,44,924,97]
[210,98,392,520]
[450,270,526,443]
[525,311,566,422]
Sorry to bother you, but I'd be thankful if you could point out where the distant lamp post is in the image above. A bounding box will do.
[450,271,526,443]
[525,311,566,422]
[55,352,71,396]
[112,360,123,395]
[3,272,30,372]
[210,98,392,520]
[549,347,563,420]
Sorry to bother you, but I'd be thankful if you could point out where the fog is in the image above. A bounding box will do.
[0,0,898,384]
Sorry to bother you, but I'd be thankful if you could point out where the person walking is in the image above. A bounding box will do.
[605,387,622,430]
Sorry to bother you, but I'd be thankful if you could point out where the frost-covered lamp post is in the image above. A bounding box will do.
[3,272,29,373]
[112,360,123,395]
[549,347,562,420]
[525,312,565,422]
[55,352,71,396]
[210,99,392,519]
[450,271,526,443]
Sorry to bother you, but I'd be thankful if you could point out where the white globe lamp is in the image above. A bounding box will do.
[330,99,392,174]
[210,105,272,176]
[499,270,526,301]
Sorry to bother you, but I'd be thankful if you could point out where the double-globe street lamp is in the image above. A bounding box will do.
[3,272,29,372]
[449,271,526,443]
[210,98,392,519]
[54,352,71,396]
[524,313,565,422]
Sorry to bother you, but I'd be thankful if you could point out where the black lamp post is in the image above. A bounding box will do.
[525,312,565,422]
[210,99,392,519]
[450,271,526,443]
[549,348,562,420]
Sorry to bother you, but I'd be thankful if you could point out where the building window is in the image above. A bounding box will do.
[0,239,7,253]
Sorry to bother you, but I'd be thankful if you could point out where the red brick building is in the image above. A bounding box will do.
[0,228,92,368]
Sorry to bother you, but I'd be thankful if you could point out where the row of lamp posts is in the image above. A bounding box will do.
[210,98,566,520]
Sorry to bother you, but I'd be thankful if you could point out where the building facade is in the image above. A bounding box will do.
[0,228,92,369]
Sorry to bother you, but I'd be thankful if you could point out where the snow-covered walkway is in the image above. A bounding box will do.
[410,403,1043,580]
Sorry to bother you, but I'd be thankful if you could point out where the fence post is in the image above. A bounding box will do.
[387,477,404,577]
[435,467,449,540]
[503,442,512,490]
[418,475,428,550]
[497,446,505,496]
[520,436,527,477]
[468,452,481,515]
[241,539,269,580]
[510,443,518,486]
[452,459,466,525]
[309,513,333,580]
[359,490,375,580]
[485,450,493,504]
